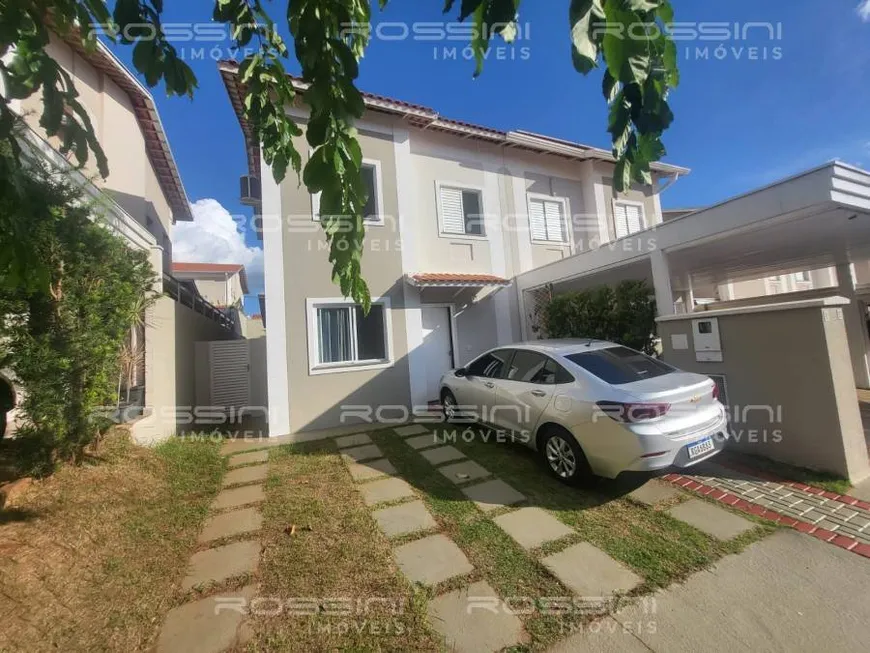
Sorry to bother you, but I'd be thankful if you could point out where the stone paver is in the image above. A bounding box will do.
[420,445,466,466]
[227,450,268,468]
[198,507,263,543]
[493,507,573,550]
[395,424,429,437]
[542,542,642,597]
[181,540,262,590]
[462,479,526,512]
[405,433,443,450]
[223,464,269,487]
[668,499,755,540]
[438,460,491,485]
[427,581,529,653]
[393,534,473,585]
[341,444,383,463]
[157,585,256,653]
[372,500,437,538]
[346,458,397,482]
[628,480,683,506]
[335,432,373,449]
[359,477,416,506]
[211,484,265,511]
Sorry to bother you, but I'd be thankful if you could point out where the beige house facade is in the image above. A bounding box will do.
[220,62,688,434]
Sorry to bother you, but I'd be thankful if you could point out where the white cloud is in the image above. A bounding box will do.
[858,0,870,21]
[172,198,263,295]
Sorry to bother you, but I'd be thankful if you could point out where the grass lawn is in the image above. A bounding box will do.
[0,433,224,652]
[249,440,443,651]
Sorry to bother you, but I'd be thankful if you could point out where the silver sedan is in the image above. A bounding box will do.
[439,339,729,484]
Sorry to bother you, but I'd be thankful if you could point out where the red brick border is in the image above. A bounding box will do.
[662,473,869,558]
[714,458,870,511]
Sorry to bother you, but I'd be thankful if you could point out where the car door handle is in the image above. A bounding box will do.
[484,381,495,388]
[531,389,546,397]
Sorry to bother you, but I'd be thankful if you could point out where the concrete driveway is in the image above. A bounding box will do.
[550,529,870,652]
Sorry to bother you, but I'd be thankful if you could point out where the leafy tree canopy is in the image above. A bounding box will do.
[0,0,679,309]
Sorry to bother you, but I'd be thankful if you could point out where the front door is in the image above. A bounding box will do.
[421,306,454,402]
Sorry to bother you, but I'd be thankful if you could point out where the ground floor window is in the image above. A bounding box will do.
[307,298,392,372]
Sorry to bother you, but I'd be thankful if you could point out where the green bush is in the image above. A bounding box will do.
[541,280,658,354]
[0,150,155,474]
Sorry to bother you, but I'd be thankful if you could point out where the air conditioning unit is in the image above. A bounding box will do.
[239,175,261,206]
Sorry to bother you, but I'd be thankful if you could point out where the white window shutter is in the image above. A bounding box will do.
[440,187,465,234]
[625,204,643,234]
[544,201,566,242]
[613,202,629,238]
[528,198,548,241]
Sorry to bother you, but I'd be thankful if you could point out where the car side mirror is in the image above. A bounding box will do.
[455,367,467,377]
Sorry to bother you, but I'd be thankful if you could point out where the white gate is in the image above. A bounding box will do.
[208,340,251,411]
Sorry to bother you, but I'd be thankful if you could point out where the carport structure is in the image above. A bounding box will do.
[517,162,870,389]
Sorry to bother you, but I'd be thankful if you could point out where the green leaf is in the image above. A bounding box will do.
[471,3,488,77]
[458,0,486,21]
[656,0,674,24]
[569,0,602,74]
[614,157,632,192]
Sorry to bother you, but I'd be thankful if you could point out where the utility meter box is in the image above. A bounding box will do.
[692,317,723,362]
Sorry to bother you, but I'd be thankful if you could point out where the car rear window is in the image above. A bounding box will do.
[565,346,673,385]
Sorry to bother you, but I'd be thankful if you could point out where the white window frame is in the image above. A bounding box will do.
[311,158,386,226]
[526,193,570,245]
[306,296,394,375]
[793,271,811,283]
[612,199,647,239]
[435,180,488,240]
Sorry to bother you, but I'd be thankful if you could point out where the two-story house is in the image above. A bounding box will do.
[220,62,688,434]
[6,34,236,442]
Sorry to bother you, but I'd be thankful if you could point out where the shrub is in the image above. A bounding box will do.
[0,151,155,474]
[541,280,657,354]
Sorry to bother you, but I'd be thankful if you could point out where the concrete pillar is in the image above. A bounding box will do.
[650,249,675,316]
[836,262,870,389]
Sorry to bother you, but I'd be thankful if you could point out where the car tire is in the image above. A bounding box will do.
[539,426,593,486]
[441,389,459,423]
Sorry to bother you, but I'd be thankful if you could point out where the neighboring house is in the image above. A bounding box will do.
[172,262,249,309]
[245,315,266,340]
[8,34,236,442]
[220,62,689,434]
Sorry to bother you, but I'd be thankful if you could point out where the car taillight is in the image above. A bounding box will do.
[712,383,720,401]
[595,401,671,423]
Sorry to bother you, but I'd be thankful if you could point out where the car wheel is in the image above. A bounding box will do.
[540,426,592,486]
[441,389,459,423]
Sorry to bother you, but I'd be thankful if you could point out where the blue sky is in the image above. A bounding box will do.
[107,0,870,313]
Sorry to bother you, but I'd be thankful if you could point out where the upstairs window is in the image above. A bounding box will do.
[528,196,568,243]
[613,201,646,239]
[312,160,383,224]
[438,185,485,237]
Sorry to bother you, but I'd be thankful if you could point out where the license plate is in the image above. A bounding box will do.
[688,437,715,459]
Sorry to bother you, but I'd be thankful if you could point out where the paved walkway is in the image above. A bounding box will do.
[156,441,272,653]
[663,461,870,557]
[547,529,870,652]
[341,425,761,653]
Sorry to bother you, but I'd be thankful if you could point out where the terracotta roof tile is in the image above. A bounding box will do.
[407,273,511,287]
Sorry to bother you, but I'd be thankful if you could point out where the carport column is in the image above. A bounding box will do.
[835,263,870,389]
[650,249,675,316]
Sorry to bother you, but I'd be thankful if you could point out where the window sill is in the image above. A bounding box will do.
[308,359,394,376]
[438,231,488,242]
[531,238,570,246]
